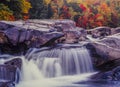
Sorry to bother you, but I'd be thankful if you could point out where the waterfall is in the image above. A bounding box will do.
[24,45,93,77]
[16,45,94,87]
[0,44,94,87]
[21,57,43,81]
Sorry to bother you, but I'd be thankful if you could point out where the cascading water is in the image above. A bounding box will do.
[25,45,93,77]
[16,45,94,87]
[0,44,94,87]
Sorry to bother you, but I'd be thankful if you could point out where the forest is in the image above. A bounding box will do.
[0,0,120,29]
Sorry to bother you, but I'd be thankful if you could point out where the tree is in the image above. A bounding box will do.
[29,0,48,19]
[0,4,14,20]
[0,0,31,20]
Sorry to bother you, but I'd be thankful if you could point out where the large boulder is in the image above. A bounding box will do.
[86,33,120,70]
[0,20,66,54]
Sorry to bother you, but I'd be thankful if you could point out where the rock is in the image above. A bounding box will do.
[86,33,120,70]
[112,66,120,80]
[0,20,66,54]
[92,66,120,81]
[0,20,65,46]
[115,27,120,33]
[111,27,120,35]
[0,65,19,83]
[62,30,81,43]
[58,27,87,43]
[5,27,20,45]
[54,20,76,31]
[27,32,64,47]
[87,26,111,38]
[90,42,120,60]
[0,22,14,30]
[77,27,87,41]
[91,71,113,81]
[4,58,22,70]
[0,31,8,44]
[0,81,15,87]
[1,19,76,32]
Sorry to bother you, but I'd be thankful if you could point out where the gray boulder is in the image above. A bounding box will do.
[0,20,65,54]
[86,33,120,70]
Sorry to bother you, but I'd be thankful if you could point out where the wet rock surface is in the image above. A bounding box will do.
[92,66,120,81]
[0,58,22,87]
[0,65,19,83]
[4,58,22,70]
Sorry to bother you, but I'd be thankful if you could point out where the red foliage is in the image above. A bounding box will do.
[79,4,87,12]
[23,14,29,20]
[9,15,15,21]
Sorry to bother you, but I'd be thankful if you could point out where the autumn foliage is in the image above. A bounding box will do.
[0,4,14,21]
[0,0,31,21]
[44,0,120,29]
[0,0,120,29]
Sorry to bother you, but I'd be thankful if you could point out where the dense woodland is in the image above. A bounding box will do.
[0,0,120,29]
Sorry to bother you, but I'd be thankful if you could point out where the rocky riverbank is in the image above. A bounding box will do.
[0,19,120,86]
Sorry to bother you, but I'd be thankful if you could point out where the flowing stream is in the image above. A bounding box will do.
[15,45,94,87]
[1,45,120,87]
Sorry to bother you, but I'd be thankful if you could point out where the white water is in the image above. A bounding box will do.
[17,57,94,87]
[25,46,93,75]
[0,46,94,87]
